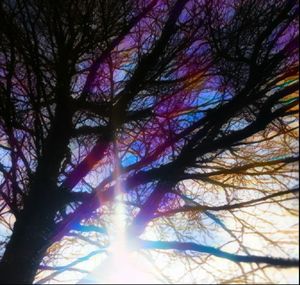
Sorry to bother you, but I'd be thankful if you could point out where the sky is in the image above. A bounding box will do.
[30,186,299,284]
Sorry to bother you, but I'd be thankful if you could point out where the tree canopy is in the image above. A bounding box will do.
[0,0,299,283]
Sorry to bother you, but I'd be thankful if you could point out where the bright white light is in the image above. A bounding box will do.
[78,194,160,284]
[79,147,160,284]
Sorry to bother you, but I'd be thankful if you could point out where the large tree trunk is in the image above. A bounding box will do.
[0,65,73,284]
[0,108,72,283]
[0,200,57,284]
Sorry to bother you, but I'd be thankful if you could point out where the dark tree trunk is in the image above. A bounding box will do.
[0,51,75,284]
[0,102,72,284]
[0,199,57,284]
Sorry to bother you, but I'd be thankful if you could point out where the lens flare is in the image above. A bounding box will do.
[78,193,160,284]
[78,144,160,284]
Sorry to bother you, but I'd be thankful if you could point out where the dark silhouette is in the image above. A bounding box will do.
[0,0,298,283]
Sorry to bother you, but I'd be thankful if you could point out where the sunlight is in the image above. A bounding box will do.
[78,146,160,284]
[78,193,160,284]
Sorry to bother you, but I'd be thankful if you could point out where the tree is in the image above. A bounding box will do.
[0,0,298,283]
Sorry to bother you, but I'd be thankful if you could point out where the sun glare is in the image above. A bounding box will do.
[78,194,160,284]
[78,150,160,284]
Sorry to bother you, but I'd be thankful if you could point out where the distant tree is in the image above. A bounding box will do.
[0,0,298,283]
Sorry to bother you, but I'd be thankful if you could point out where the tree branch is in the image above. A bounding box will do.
[137,239,299,267]
[156,188,299,216]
